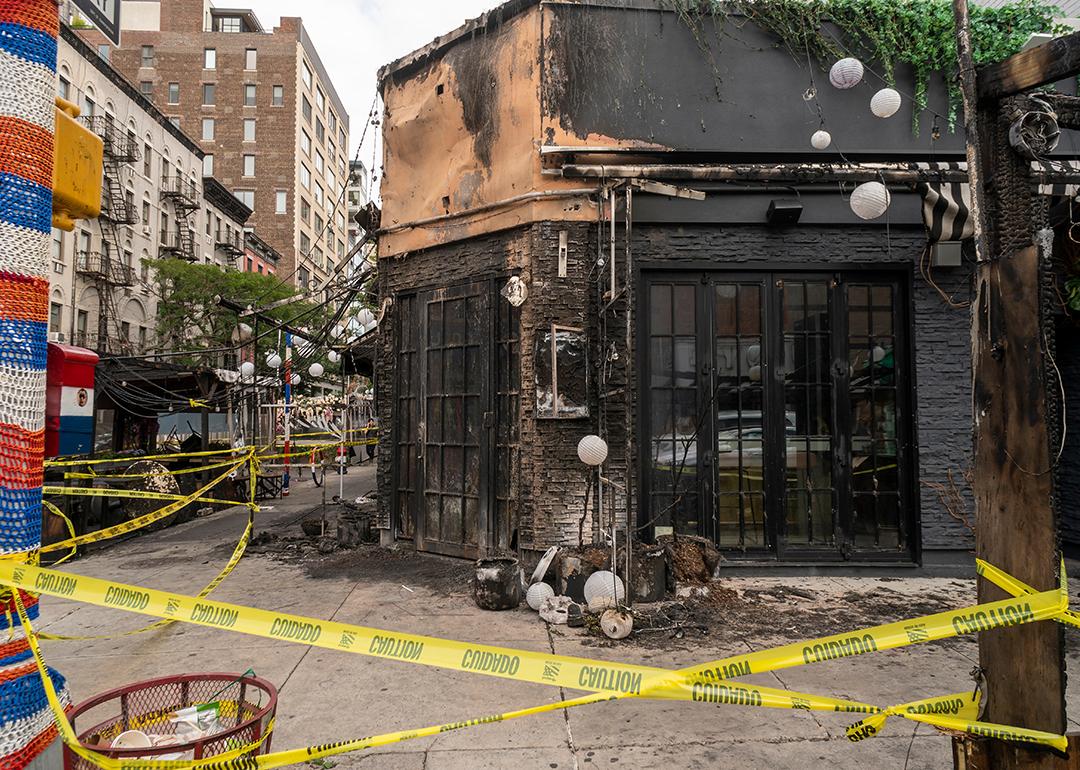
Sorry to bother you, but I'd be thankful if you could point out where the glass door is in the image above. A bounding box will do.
[641,270,915,562]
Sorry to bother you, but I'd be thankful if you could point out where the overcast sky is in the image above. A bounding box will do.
[241,0,499,169]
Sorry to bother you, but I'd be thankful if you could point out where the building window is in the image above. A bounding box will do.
[97,44,110,61]
[139,326,148,350]
[50,227,62,261]
[313,185,323,206]
[204,48,216,69]
[535,325,588,418]
[58,77,69,100]
[202,83,215,105]
[236,190,254,208]
[121,321,130,341]
[300,197,310,223]
[257,263,263,273]
[242,154,255,176]
[314,213,324,233]
[315,88,325,112]
[245,48,257,70]
[160,212,168,243]
[301,130,311,155]
[141,198,150,223]
[141,45,154,67]
[243,118,256,142]
[161,156,170,180]
[218,15,241,32]
[337,239,344,258]
[203,154,214,176]
[201,117,214,141]
[302,61,312,88]
[315,118,324,143]
[168,82,179,104]
[300,164,310,189]
[205,209,212,235]
[272,85,284,107]
[242,84,256,107]
[82,94,95,117]
[275,190,287,214]
[139,81,153,97]
[49,302,62,332]
[302,96,312,122]
[336,210,345,230]
[299,231,310,252]
[314,152,324,174]
[328,111,336,132]
[140,251,149,281]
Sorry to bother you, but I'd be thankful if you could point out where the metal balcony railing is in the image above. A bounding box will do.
[159,230,196,261]
[82,116,141,163]
[215,229,244,256]
[75,251,136,286]
[73,332,144,356]
[160,176,200,211]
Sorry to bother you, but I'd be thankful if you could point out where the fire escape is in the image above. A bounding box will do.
[160,176,199,261]
[80,116,140,355]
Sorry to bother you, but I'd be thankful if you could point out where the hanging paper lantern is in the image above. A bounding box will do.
[829,57,864,89]
[810,129,832,150]
[356,308,376,327]
[577,434,608,466]
[849,181,891,220]
[328,350,340,364]
[870,88,902,118]
[239,361,255,378]
[308,362,325,378]
[266,353,282,369]
[290,373,301,386]
[872,345,887,363]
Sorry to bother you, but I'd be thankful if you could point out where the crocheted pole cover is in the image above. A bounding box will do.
[0,2,69,766]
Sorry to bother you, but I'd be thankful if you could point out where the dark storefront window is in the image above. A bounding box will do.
[642,270,914,562]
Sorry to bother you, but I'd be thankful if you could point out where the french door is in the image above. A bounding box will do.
[393,280,521,558]
[642,270,916,561]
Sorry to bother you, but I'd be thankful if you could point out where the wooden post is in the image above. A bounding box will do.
[953,3,1073,766]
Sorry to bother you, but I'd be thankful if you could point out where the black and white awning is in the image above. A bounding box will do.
[913,160,1080,243]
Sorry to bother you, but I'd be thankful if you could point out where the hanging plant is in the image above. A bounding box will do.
[666,0,1065,133]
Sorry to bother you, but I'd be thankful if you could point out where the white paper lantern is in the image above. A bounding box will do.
[600,608,633,640]
[583,571,626,612]
[872,345,887,363]
[239,361,255,378]
[266,353,282,369]
[356,309,376,328]
[810,129,832,150]
[235,322,253,342]
[308,362,324,378]
[870,88,902,118]
[526,582,555,611]
[748,364,762,382]
[290,373,301,386]
[829,57,864,89]
[577,435,608,467]
[328,350,340,364]
[849,181,891,220]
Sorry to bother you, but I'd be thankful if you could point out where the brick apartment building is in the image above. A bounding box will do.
[72,0,350,289]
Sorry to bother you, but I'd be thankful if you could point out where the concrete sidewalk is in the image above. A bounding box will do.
[34,467,1080,769]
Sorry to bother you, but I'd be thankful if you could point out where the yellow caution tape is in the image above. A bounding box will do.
[39,456,251,553]
[845,690,980,742]
[63,458,245,480]
[41,500,77,566]
[0,556,1065,703]
[43,485,248,508]
[3,558,1070,766]
[976,558,1080,629]
[45,447,244,467]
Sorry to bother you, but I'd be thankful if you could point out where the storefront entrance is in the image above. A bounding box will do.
[641,269,917,562]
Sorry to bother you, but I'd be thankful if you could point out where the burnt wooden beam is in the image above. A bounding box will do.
[559,163,969,184]
[977,29,1080,101]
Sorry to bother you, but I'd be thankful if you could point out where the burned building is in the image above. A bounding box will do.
[373,0,1077,566]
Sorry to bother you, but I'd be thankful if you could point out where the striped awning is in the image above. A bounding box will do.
[913,160,1080,243]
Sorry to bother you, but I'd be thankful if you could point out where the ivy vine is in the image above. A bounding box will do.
[667,0,1066,132]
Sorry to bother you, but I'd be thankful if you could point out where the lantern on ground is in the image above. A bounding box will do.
[810,130,832,150]
[308,362,324,378]
[829,58,864,89]
[577,435,608,466]
[870,88,902,118]
[849,181,891,220]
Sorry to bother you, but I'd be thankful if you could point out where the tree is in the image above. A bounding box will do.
[147,259,331,366]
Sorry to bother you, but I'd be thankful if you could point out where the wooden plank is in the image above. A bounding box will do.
[977,29,1080,100]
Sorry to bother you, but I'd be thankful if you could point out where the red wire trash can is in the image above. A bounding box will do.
[62,672,277,768]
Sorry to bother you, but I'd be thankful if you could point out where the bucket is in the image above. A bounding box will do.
[472,557,523,610]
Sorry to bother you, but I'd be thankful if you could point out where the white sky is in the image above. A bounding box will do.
[241,0,500,169]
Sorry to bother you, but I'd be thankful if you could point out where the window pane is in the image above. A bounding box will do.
[202,83,215,105]
[245,84,256,106]
[168,83,179,103]
[272,85,284,106]
[244,119,256,141]
[201,117,214,140]
[276,191,287,214]
[204,48,216,68]
[245,48,257,69]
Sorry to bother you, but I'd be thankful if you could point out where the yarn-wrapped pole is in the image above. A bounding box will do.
[0,1,70,767]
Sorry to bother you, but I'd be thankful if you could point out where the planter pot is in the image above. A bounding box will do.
[473,557,523,610]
